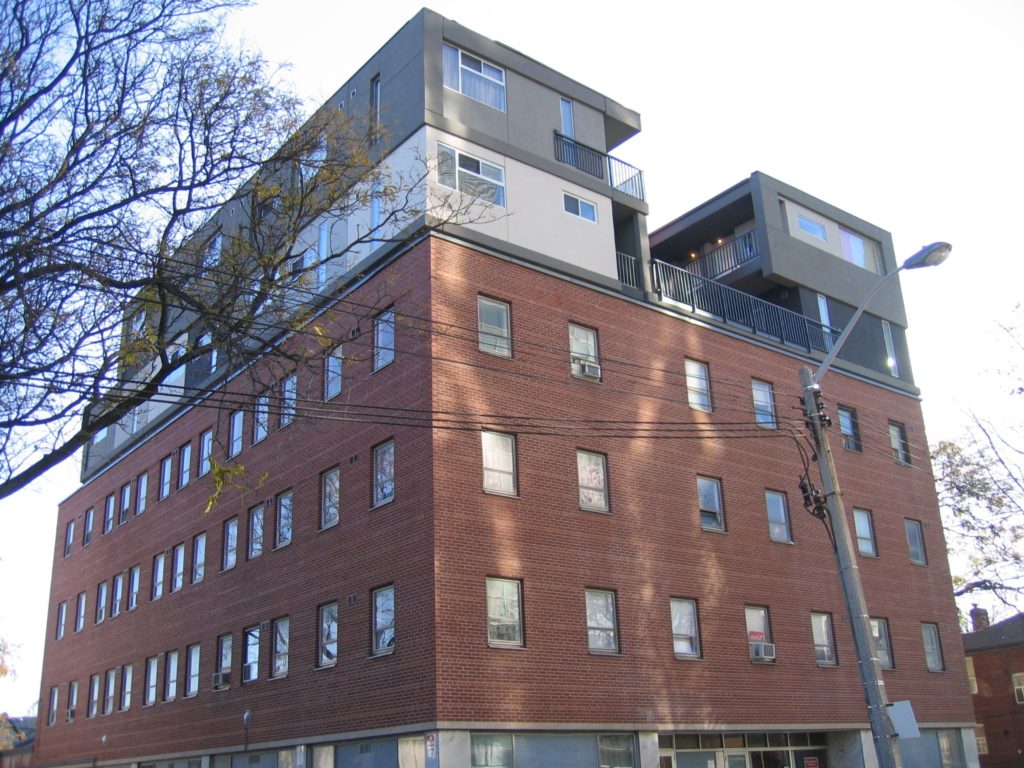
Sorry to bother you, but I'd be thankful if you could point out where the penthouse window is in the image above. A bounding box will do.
[442,44,506,111]
[437,144,506,207]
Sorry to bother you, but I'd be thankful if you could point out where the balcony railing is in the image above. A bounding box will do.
[652,260,842,356]
[554,133,646,201]
[683,230,760,281]
[616,252,641,289]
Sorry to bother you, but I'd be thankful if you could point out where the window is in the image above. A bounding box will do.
[144,656,158,705]
[316,221,330,288]
[325,345,343,399]
[103,493,115,533]
[811,612,836,665]
[178,443,192,488]
[191,532,206,583]
[135,472,147,515]
[64,520,74,556]
[280,374,297,427]
[922,622,944,671]
[373,439,395,506]
[229,411,244,457]
[193,432,211,478]
[127,565,140,610]
[369,74,381,141]
[797,213,827,240]
[119,483,131,525]
[684,359,712,411]
[481,431,517,495]
[568,323,599,379]
[223,517,238,570]
[171,543,185,591]
[442,43,506,111]
[103,668,116,714]
[370,179,382,231]
[152,552,165,600]
[965,656,977,694]
[837,406,862,451]
[697,476,725,531]
[218,634,233,676]
[938,730,965,768]
[111,573,123,617]
[563,192,597,222]
[159,456,172,499]
[56,601,66,639]
[882,320,899,377]
[478,296,511,357]
[670,598,700,658]
[119,665,132,710]
[321,467,340,529]
[276,490,293,548]
[839,227,882,273]
[586,589,619,653]
[374,308,395,370]
[905,519,927,564]
[745,605,773,661]
[577,450,609,511]
[486,578,523,647]
[560,96,574,137]
[471,734,513,768]
[66,680,78,722]
[765,490,791,543]
[1013,672,1024,703]
[272,617,289,678]
[437,143,506,206]
[319,602,338,667]
[47,686,58,727]
[853,508,877,556]
[95,581,108,623]
[373,585,395,654]
[177,644,197,697]
[889,421,911,464]
[975,726,988,756]
[243,625,260,682]
[248,504,264,559]
[164,650,178,701]
[598,735,636,768]
[83,509,93,546]
[752,379,777,428]
[88,674,100,717]
[205,233,222,270]
[75,592,86,632]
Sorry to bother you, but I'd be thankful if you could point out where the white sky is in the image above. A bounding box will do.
[2,0,1022,715]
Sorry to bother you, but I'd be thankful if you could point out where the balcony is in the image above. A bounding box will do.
[650,260,842,357]
[682,230,760,281]
[553,133,645,201]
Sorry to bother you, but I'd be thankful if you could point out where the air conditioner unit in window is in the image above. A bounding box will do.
[212,671,231,689]
[750,641,776,661]
[1015,686,1024,704]
[576,360,602,380]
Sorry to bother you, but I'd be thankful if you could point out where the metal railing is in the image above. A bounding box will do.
[616,252,641,289]
[554,133,646,201]
[683,230,760,281]
[652,260,842,355]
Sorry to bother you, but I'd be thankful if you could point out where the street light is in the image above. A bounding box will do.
[800,241,950,768]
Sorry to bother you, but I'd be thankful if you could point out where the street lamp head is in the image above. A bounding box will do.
[902,242,951,270]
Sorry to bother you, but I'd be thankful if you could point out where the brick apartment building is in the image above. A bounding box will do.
[36,9,975,768]
[964,608,1024,768]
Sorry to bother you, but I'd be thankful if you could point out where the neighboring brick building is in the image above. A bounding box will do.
[36,9,975,768]
[964,609,1024,768]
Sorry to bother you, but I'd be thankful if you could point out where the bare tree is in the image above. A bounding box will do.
[0,0,469,499]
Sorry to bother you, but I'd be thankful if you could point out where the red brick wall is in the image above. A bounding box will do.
[971,645,1024,768]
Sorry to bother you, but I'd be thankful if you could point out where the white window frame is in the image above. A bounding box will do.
[111,573,123,617]
[685,359,712,411]
[319,602,338,667]
[66,680,78,722]
[797,213,827,240]
[752,379,777,429]
[48,686,58,726]
[853,508,877,556]
[243,625,260,683]
[765,490,791,543]
[838,406,861,451]
[905,518,927,564]
[144,657,158,706]
[276,490,293,548]
[88,674,100,717]
[164,649,178,701]
[325,345,343,399]
[95,580,107,624]
[839,226,882,274]
[568,323,599,379]
[442,43,506,111]
[373,439,395,506]
[373,585,396,655]
[437,143,506,207]
[248,504,264,559]
[478,296,511,357]
[811,612,837,665]
[223,517,238,570]
[218,634,233,675]
[482,431,517,496]
[119,664,132,710]
[151,552,165,600]
[64,520,74,556]
[889,421,911,464]
[159,457,172,499]
[563,192,597,222]
[119,482,131,524]
[83,508,93,545]
[280,374,297,427]
[103,493,115,533]
[135,473,147,515]
[56,601,66,639]
[486,577,523,647]
[171,543,185,591]
[697,476,725,531]
[75,591,86,631]
[127,565,140,610]
[272,616,290,678]
[374,308,395,370]
[670,598,700,658]
[229,410,244,457]
[745,605,773,661]
[198,429,213,476]
[585,588,619,653]
[922,622,944,671]
[577,450,609,512]
[191,532,206,584]
[321,467,340,529]
[185,644,200,697]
